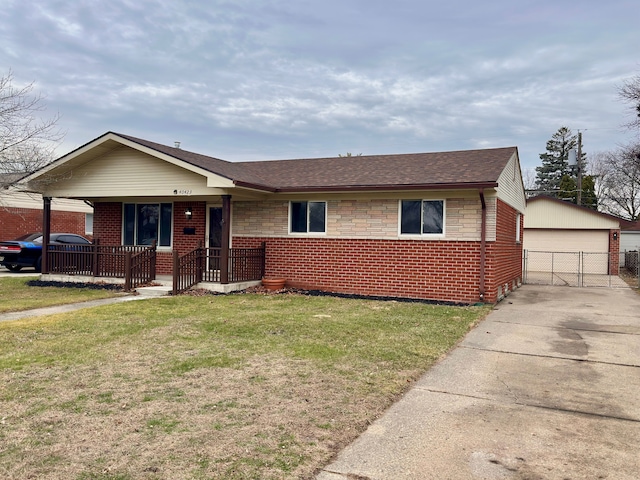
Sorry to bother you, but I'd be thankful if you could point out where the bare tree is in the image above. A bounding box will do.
[586,151,613,205]
[595,144,640,221]
[521,167,539,197]
[0,70,63,184]
[619,74,640,131]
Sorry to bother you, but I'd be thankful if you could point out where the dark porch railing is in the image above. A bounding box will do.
[173,243,265,294]
[47,240,157,291]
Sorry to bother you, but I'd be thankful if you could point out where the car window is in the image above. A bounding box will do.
[56,235,90,244]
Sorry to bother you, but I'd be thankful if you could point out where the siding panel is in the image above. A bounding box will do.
[42,146,226,197]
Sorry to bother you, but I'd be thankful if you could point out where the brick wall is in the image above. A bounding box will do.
[485,199,523,301]
[0,207,87,241]
[93,203,122,244]
[234,236,485,304]
[93,201,208,275]
[609,229,620,275]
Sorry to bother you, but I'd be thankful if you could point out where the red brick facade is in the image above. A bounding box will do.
[233,198,523,304]
[93,201,208,275]
[93,199,523,303]
[485,199,524,301]
[609,229,620,275]
[0,207,88,242]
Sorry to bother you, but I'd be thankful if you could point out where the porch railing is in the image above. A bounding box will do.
[47,240,156,291]
[173,243,265,294]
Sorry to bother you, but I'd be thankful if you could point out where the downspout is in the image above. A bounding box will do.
[479,189,486,303]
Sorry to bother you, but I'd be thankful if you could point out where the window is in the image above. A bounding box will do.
[290,201,326,233]
[400,200,444,236]
[516,213,522,242]
[85,213,94,235]
[123,203,172,246]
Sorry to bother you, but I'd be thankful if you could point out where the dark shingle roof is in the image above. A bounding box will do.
[116,133,517,192]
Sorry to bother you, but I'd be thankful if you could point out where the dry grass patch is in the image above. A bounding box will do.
[0,293,491,479]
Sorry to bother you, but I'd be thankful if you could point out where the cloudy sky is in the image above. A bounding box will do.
[1,0,638,173]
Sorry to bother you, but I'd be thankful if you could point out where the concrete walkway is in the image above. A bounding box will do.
[317,285,640,480]
[0,294,149,323]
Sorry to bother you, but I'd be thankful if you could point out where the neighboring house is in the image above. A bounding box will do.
[620,220,640,253]
[523,195,620,275]
[20,132,526,304]
[0,174,93,242]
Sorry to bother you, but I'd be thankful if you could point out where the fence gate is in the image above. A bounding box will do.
[523,250,638,288]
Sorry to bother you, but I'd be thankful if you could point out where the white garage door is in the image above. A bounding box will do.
[524,229,609,253]
[524,229,610,276]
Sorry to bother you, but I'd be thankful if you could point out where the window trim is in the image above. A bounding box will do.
[398,199,446,238]
[122,202,174,248]
[288,200,327,235]
[516,213,522,243]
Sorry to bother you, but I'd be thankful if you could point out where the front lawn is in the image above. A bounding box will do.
[0,292,490,479]
[0,277,124,314]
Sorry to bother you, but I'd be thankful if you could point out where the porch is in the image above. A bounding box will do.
[42,241,265,295]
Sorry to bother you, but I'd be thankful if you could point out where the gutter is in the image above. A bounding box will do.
[273,182,499,194]
[479,189,486,302]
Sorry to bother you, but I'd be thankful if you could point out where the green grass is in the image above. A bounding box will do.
[0,277,124,314]
[0,291,491,479]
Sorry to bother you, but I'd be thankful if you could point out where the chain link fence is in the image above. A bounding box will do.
[523,250,637,288]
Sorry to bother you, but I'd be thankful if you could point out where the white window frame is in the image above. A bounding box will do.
[288,201,327,235]
[398,199,446,238]
[516,213,522,243]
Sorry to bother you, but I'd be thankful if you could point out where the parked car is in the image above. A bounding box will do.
[0,233,92,272]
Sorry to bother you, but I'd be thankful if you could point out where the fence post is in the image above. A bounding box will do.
[92,239,100,277]
[197,240,203,283]
[172,250,179,295]
[124,251,132,291]
[150,240,157,280]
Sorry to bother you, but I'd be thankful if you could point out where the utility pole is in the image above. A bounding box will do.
[576,130,582,206]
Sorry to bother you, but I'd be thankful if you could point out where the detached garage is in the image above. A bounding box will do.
[523,196,621,284]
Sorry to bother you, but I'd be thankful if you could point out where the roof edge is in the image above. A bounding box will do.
[274,182,499,193]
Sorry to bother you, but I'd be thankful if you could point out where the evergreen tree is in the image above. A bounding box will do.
[535,127,585,196]
[558,174,597,209]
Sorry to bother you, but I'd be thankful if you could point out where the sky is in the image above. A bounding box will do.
[1,0,639,174]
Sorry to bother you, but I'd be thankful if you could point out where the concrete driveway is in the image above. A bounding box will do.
[317,285,640,480]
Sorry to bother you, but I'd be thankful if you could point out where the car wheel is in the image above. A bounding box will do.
[6,264,22,272]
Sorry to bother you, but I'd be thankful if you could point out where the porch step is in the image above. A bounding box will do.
[135,285,173,297]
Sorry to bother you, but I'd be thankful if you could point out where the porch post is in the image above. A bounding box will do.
[220,195,231,284]
[42,196,52,274]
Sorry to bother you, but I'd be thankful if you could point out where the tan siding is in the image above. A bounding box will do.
[525,198,618,229]
[496,153,526,213]
[0,189,93,213]
[233,197,488,241]
[40,146,231,198]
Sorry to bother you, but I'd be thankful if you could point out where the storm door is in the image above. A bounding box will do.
[208,207,223,272]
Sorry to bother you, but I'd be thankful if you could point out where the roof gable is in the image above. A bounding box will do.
[526,195,620,229]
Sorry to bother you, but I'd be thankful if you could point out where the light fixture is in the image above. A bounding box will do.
[184,207,193,220]
[613,231,618,240]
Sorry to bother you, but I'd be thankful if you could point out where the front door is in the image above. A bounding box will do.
[208,207,222,272]
[209,207,223,249]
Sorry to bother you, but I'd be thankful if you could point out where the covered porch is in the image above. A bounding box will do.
[40,195,265,295]
[42,237,265,294]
